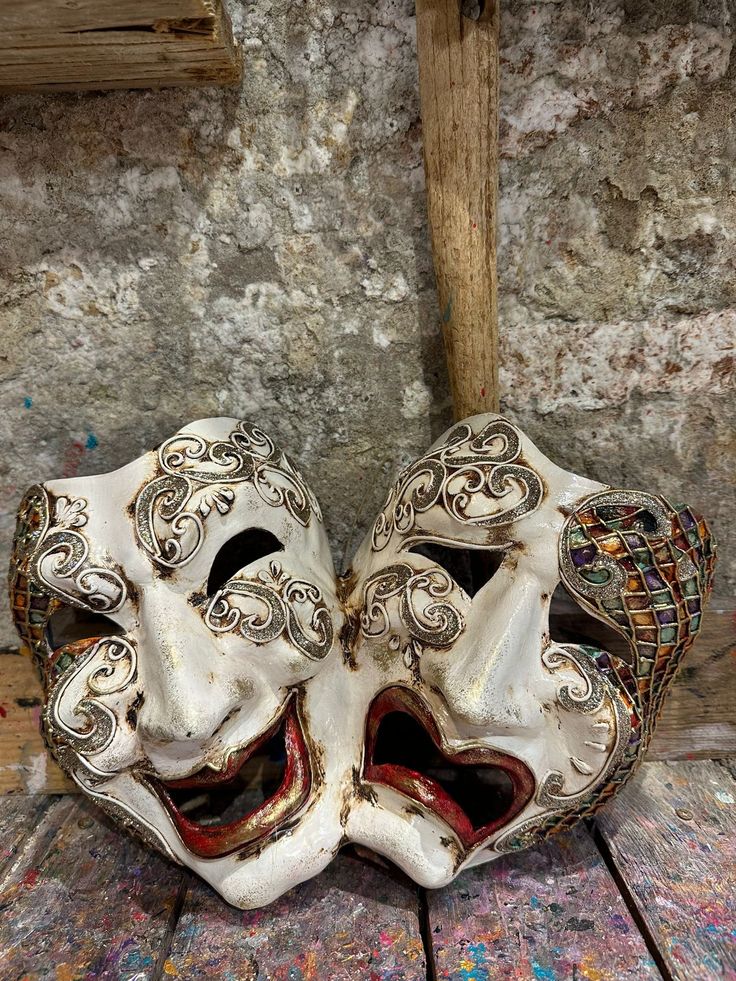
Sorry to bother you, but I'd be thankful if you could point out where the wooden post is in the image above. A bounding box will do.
[416,0,500,419]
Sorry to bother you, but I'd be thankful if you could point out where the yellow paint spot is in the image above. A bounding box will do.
[579,957,606,981]
[163,959,178,976]
[55,965,74,981]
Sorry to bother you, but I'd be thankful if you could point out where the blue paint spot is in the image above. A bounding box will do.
[532,962,557,981]
[23,397,33,409]
[530,895,542,909]
[86,432,99,450]
[442,295,453,323]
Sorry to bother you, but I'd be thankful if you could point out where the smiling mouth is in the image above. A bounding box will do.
[363,687,535,850]
[148,698,311,859]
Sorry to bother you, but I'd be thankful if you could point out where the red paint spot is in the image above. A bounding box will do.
[22,868,39,888]
[62,440,86,479]
[545,239,552,245]
[131,910,147,922]
[0,705,6,718]
[480,387,486,398]
[472,222,477,229]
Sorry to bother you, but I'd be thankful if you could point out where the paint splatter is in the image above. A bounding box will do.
[532,961,557,981]
[86,432,99,450]
[23,396,33,409]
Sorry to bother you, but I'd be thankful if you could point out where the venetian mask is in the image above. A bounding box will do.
[9,414,715,907]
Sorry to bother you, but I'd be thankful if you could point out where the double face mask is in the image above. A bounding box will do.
[9,414,715,907]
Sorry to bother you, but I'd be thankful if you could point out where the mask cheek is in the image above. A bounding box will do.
[45,636,143,780]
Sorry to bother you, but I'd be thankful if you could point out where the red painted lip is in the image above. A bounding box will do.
[363,687,535,851]
[148,699,311,859]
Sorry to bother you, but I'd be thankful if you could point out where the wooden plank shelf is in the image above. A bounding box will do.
[597,760,736,981]
[0,0,241,92]
[0,762,733,979]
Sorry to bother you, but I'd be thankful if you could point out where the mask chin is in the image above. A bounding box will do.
[363,686,535,850]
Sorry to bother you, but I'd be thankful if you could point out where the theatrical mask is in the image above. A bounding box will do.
[9,415,715,906]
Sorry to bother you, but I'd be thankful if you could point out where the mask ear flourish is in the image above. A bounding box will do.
[559,490,716,770]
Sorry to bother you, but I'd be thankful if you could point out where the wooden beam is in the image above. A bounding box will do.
[0,0,241,92]
[416,0,500,419]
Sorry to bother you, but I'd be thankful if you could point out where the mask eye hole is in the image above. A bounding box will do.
[406,543,505,598]
[46,607,122,650]
[207,528,284,596]
[549,583,632,664]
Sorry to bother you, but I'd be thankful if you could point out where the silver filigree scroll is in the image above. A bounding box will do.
[371,419,543,552]
[205,561,333,660]
[135,421,322,569]
[46,637,137,756]
[360,562,464,666]
[30,493,127,613]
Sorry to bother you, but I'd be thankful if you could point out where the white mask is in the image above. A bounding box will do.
[10,419,347,908]
[10,414,714,906]
[344,414,715,886]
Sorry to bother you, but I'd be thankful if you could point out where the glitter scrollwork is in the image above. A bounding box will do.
[135,421,321,569]
[204,560,333,661]
[371,418,543,552]
[360,562,464,668]
[12,486,127,617]
[46,636,137,757]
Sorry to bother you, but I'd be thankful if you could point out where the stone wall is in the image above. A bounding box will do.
[0,0,733,648]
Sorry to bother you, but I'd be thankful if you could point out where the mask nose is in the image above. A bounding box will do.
[134,584,262,772]
[425,568,551,733]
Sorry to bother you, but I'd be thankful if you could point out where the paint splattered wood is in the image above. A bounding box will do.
[0,793,54,882]
[426,823,660,980]
[0,795,186,980]
[596,760,736,980]
[164,850,426,980]
[0,651,74,793]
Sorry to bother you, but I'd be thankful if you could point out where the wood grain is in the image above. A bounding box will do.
[596,760,736,981]
[0,652,73,794]
[416,0,500,418]
[0,793,54,881]
[166,851,426,979]
[0,0,240,92]
[426,823,660,980]
[0,1,213,32]
[0,795,185,980]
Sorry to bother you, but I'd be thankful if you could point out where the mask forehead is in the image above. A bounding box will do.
[132,417,328,579]
[364,414,600,560]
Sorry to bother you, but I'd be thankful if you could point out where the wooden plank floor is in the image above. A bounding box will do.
[0,762,733,980]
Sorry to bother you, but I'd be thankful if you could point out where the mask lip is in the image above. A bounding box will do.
[361,685,535,850]
[144,694,312,860]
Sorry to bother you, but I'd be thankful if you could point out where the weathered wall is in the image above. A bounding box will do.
[0,0,733,648]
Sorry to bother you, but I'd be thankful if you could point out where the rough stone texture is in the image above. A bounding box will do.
[0,0,733,649]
